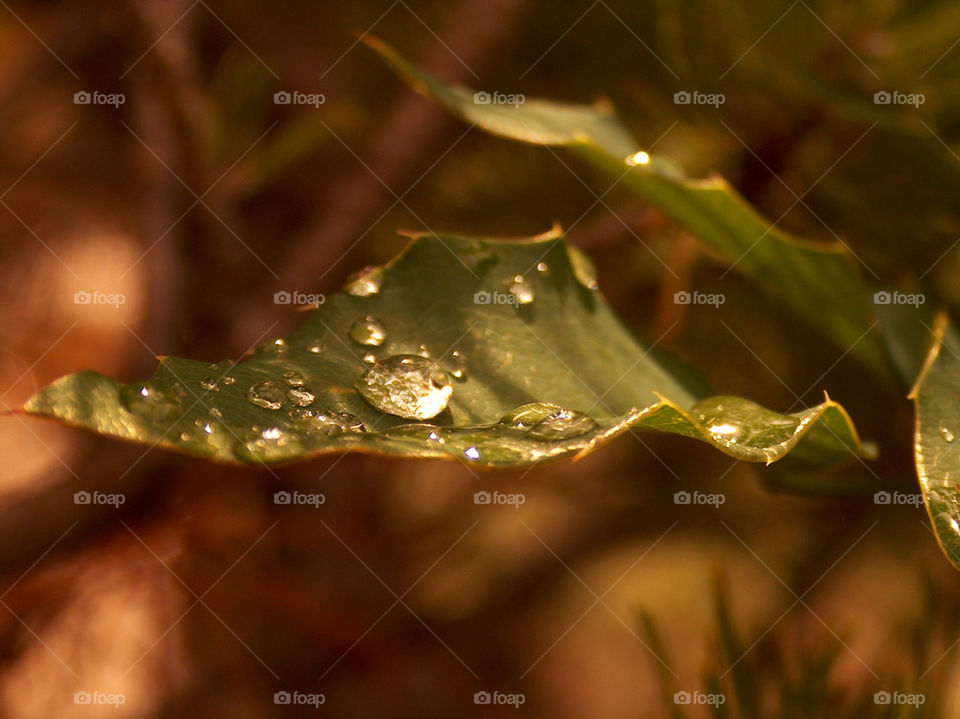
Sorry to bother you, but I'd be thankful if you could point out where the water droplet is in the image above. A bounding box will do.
[626,150,651,166]
[384,424,443,443]
[344,265,384,296]
[222,376,236,386]
[306,340,325,354]
[120,383,182,423]
[355,354,453,420]
[313,410,366,436]
[528,408,599,440]
[536,262,550,275]
[247,380,284,410]
[262,427,283,441]
[282,369,305,386]
[708,423,739,436]
[499,402,565,429]
[235,424,304,461]
[509,275,535,305]
[363,353,377,364]
[568,246,598,290]
[288,408,315,421]
[288,386,316,407]
[350,316,387,346]
[210,407,223,418]
[416,344,431,358]
[200,377,220,392]
[444,350,467,380]
[464,447,480,460]
[941,427,955,443]
[257,338,288,355]
[194,418,214,434]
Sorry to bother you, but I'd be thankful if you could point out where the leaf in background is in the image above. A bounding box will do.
[909,312,960,571]
[22,229,870,470]
[366,35,889,378]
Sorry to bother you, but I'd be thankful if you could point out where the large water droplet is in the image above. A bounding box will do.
[536,262,550,276]
[288,386,316,407]
[527,408,599,440]
[222,376,236,386]
[247,380,284,410]
[344,265,384,296]
[509,275,535,305]
[356,354,453,420]
[464,446,481,460]
[941,427,955,443]
[349,316,387,346]
[200,377,220,392]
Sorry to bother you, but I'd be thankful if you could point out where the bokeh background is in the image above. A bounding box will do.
[3,0,960,716]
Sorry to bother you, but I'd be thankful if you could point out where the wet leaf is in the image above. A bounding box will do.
[367,35,888,378]
[909,312,960,570]
[22,229,870,470]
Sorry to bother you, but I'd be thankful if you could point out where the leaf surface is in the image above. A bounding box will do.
[23,229,870,470]
[366,35,887,377]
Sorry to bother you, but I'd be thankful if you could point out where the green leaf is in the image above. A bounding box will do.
[366,35,888,378]
[909,312,960,571]
[22,229,870,470]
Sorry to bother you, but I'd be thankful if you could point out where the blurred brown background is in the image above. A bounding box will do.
[2,0,960,716]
